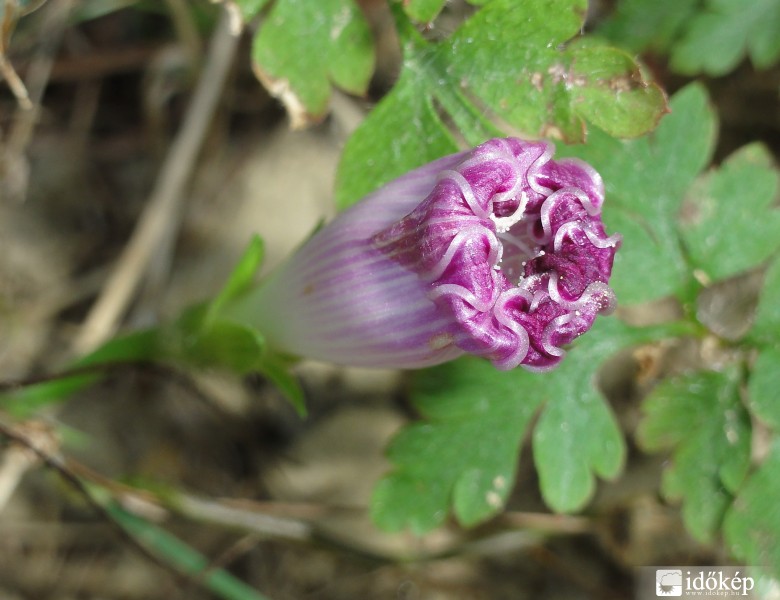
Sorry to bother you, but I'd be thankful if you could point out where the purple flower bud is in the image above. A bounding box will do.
[227,138,620,371]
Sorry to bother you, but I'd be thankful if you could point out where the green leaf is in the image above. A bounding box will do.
[107,503,271,600]
[531,318,671,512]
[171,306,305,413]
[566,42,669,138]
[174,310,265,373]
[373,318,684,531]
[749,347,780,430]
[1,329,161,416]
[256,353,306,416]
[402,0,446,23]
[207,235,264,323]
[335,0,667,208]
[597,0,700,54]
[671,0,780,75]
[334,64,463,212]
[678,143,780,283]
[724,439,780,575]
[250,0,374,125]
[557,83,717,304]
[372,356,542,532]
[748,256,780,344]
[638,368,751,542]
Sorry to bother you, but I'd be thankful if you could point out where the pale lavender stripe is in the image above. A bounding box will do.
[286,255,397,298]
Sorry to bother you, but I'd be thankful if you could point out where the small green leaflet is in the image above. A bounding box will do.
[206,235,264,324]
[177,236,306,415]
[372,318,685,532]
[557,83,717,305]
[248,0,374,127]
[670,0,780,75]
[336,0,667,208]
[678,143,780,284]
[724,439,780,573]
[637,368,751,542]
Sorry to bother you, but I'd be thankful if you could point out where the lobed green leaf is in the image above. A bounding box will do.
[638,368,751,542]
[372,357,541,532]
[531,317,670,512]
[373,318,684,531]
[336,0,667,208]
[250,0,375,126]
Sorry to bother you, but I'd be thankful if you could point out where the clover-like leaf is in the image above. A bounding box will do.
[557,83,717,304]
[250,0,374,127]
[678,144,780,283]
[336,0,667,208]
[638,368,751,542]
[724,439,780,575]
[373,318,683,532]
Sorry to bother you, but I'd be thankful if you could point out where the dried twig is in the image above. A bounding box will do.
[0,53,32,109]
[0,415,190,584]
[1,0,74,202]
[0,421,54,511]
[73,4,242,354]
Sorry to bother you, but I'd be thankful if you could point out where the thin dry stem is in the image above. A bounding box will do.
[73,5,241,354]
